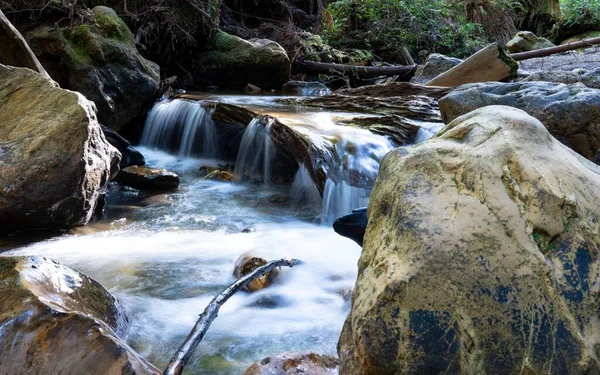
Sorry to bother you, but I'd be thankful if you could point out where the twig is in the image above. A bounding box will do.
[163,258,300,375]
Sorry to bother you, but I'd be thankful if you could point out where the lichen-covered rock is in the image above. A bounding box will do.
[195,31,290,90]
[339,105,600,374]
[0,64,120,229]
[0,256,160,375]
[243,352,339,375]
[115,166,180,190]
[25,6,160,131]
[506,31,555,53]
[439,81,600,161]
[410,53,463,84]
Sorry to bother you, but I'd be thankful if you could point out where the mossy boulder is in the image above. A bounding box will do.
[298,32,373,65]
[506,31,555,53]
[340,106,600,374]
[410,53,463,85]
[25,6,160,131]
[438,81,600,162]
[195,31,290,90]
[0,256,160,374]
[0,65,120,229]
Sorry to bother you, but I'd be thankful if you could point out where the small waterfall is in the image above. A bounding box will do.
[319,132,395,225]
[233,118,276,185]
[140,99,217,158]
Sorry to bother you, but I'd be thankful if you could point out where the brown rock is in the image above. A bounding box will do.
[233,252,280,292]
[115,166,180,190]
[243,352,339,375]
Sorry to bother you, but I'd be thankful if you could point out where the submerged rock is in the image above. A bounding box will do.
[0,256,160,375]
[195,31,290,90]
[340,106,600,374]
[243,352,339,375]
[234,252,279,292]
[0,65,120,229]
[439,81,600,161]
[506,31,555,53]
[115,166,180,190]
[199,165,234,182]
[25,6,160,131]
[410,53,463,85]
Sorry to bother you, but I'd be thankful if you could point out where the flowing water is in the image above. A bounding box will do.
[2,93,442,374]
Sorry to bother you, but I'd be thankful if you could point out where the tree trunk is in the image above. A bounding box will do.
[521,0,560,36]
[0,10,50,79]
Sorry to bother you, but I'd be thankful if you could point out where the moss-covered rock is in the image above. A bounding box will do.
[0,65,120,229]
[298,32,373,65]
[25,6,160,131]
[195,31,290,90]
[506,31,555,53]
[340,106,600,374]
[410,53,463,85]
[0,256,160,374]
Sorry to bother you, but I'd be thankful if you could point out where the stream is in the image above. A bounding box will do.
[2,94,442,374]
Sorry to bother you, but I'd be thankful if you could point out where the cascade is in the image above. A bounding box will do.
[233,118,276,185]
[140,99,218,158]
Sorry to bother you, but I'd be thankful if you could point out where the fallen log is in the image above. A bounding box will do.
[426,43,518,87]
[163,258,300,375]
[0,10,50,79]
[294,60,417,79]
[510,36,600,61]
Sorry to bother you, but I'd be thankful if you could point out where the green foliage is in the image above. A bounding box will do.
[559,0,600,30]
[322,0,487,59]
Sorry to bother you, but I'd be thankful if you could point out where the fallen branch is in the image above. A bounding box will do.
[294,60,417,79]
[0,10,51,79]
[509,36,600,61]
[163,258,300,375]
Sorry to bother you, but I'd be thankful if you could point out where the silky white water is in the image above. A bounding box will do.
[2,94,443,374]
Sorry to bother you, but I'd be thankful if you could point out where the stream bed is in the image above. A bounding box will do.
[2,94,442,374]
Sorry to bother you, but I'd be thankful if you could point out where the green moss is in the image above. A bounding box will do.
[498,46,519,77]
[93,7,135,46]
[199,354,234,373]
[0,257,19,279]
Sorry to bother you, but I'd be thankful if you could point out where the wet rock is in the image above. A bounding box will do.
[340,106,600,374]
[282,81,331,96]
[0,65,120,229]
[506,31,555,53]
[333,208,367,246]
[195,31,290,90]
[233,252,280,292]
[521,68,600,89]
[199,165,234,182]
[439,81,600,161]
[410,53,463,85]
[337,115,420,146]
[293,82,449,121]
[115,166,180,190]
[243,352,339,375]
[0,256,160,375]
[101,124,145,167]
[25,7,160,131]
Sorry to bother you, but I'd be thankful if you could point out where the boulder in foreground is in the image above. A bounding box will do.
[0,256,160,375]
[340,106,600,374]
[0,65,120,229]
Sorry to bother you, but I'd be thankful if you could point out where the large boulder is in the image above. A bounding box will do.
[0,256,160,374]
[410,53,463,85]
[195,31,290,90]
[506,31,555,53]
[339,106,600,374]
[0,65,120,229]
[439,81,600,161]
[25,6,160,131]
